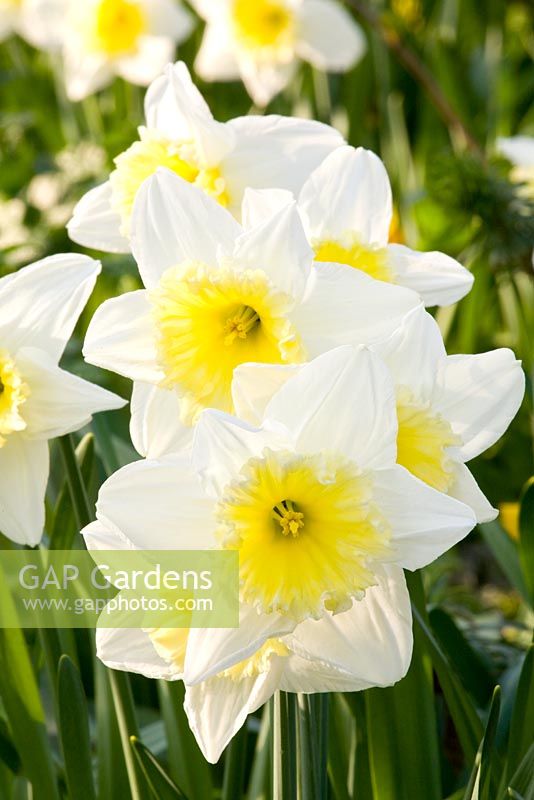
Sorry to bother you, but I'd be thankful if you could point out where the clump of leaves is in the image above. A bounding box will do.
[427,152,534,273]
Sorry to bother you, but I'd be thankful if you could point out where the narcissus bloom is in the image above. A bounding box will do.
[62,0,194,101]
[0,0,64,48]
[0,255,125,545]
[298,146,474,306]
[190,0,366,106]
[68,61,344,252]
[233,306,525,523]
[83,169,420,456]
[497,135,534,197]
[85,345,476,760]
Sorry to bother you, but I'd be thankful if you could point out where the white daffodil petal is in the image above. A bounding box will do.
[279,653,371,692]
[144,61,235,164]
[0,436,48,546]
[96,627,181,680]
[194,20,241,82]
[232,362,302,425]
[299,146,391,245]
[264,346,397,469]
[241,188,294,230]
[192,410,291,498]
[374,465,476,570]
[372,306,445,402]
[296,0,366,72]
[293,262,420,356]
[145,0,194,41]
[96,453,215,550]
[232,201,313,301]
[184,668,282,764]
[67,181,130,253]
[497,136,534,167]
[449,464,497,524]
[63,45,113,102]
[115,35,177,87]
[130,382,191,459]
[131,169,241,289]
[285,565,412,688]
[17,347,125,440]
[83,290,163,383]
[432,350,525,461]
[225,114,344,201]
[82,519,135,552]
[18,0,66,51]
[239,58,295,108]
[386,244,474,307]
[184,603,295,684]
[0,254,100,361]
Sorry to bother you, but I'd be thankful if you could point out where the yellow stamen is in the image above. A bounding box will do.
[396,389,461,493]
[109,129,229,235]
[92,0,146,56]
[314,234,394,283]
[232,0,294,50]
[0,350,29,448]
[217,449,391,621]
[151,263,305,422]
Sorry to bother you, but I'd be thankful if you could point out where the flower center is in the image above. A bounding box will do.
[314,235,394,283]
[216,450,392,621]
[232,0,294,50]
[272,499,304,537]
[396,390,461,493]
[93,0,146,55]
[109,130,229,235]
[222,638,289,681]
[0,350,29,448]
[151,264,305,422]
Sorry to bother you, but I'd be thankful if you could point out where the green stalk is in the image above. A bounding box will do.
[222,723,248,800]
[58,434,144,799]
[272,692,297,800]
[58,434,93,530]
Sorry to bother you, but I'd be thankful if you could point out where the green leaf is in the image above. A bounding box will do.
[95,659,131,800]
[130,737,188,799]
[57,655,97,800]
[50,433,97,550]
[429,607,495,706]
[479,521,529,602]
[506,646,534,782]
[0,721,20,775]
[246,704,271,800]
[0,564,59,800]
[157,681,213,800]
[413,606,484,764]
[506,741,534,800]
[363,572,441,800]
[479,687,502,800]
[518,479,534,607]
[222,721,248,800]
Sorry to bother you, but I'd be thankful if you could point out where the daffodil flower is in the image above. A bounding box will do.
[497,135,534,198]
[0,0,64,49]
[83,168,420,457]
[297,146,474,306]
[0,255,125,545]
[61,0,194,101]
[84,345,476,761]
[68,61,344,253]
[190,0,367,106]
[233,306,525,523]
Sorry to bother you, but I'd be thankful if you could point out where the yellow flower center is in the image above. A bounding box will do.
[216,450,392,621]
[232,0,294,50]
[110,130,230,236]
[222,638,289,680]
[92,0,147,56]
[0,350,29,448]
[396,390,461,493]
[150,263,305,422]
[314,235,394,283]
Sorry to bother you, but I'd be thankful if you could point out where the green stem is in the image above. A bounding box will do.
[222,722,248,800]
[58,435,94,530]
[273,692,297,800]
[108,670,143,800]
